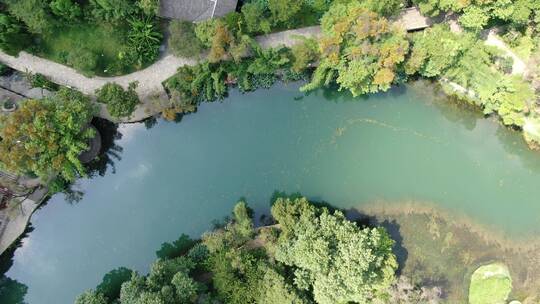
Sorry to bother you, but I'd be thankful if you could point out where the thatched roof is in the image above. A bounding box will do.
[159,0,238,22]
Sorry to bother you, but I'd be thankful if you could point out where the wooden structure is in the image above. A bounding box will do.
[394,7,433,31]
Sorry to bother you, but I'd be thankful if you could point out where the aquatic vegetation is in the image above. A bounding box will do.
[358,202,540,303]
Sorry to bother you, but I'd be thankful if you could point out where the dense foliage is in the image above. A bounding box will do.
[302,4,409,96]
[76,198,400,304]
[0,89,96,181]
[96,82,140,119]
[164,41,314,118]
[412,0,540,31]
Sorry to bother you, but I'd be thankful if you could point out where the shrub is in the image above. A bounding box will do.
[168,20,203,58]
[96,82,140,119]
[137,0,160,16]
[290,38,319,73]
[67,48,98,75]
[127,17,163,67]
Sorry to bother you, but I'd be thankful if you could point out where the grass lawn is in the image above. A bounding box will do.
[34,22,132,77]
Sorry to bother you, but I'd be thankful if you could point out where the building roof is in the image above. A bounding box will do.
[159,0,238,22]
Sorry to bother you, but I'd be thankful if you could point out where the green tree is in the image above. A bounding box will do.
[405,25,463,77]
[96,82,140,119]
[3,0,53,33]
[168,21,203,58]
[272,197,397,304]
[257,266,308,304]
[232,201,254,239]
[0,13,32,56]
[0,89,96,181]
[49,0,82,21]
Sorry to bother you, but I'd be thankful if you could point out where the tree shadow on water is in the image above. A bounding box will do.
[86,118,124,178]
[0,225,33,304]
[346,209,409,276]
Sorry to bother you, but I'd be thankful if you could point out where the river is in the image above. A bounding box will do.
[2,81,540,303]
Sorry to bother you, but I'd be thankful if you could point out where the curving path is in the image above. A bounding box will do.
[0,27,323,122]
[0,8,429,122]
[485,30,527,76]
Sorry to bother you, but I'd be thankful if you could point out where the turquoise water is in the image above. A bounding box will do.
[2,82,540,303]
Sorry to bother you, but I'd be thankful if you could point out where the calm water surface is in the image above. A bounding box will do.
[3,82,540,303]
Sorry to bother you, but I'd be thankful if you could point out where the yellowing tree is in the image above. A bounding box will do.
[302,4,409,96]
[0,89,96,182]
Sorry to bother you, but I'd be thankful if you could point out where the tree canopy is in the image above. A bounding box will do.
[406,25,534,126]
[302,3,409,96]
[77,198,398,304]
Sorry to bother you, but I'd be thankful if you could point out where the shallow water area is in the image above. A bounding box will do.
[2,81,540,303]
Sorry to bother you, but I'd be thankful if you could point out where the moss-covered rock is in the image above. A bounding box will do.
[469,263,512,304]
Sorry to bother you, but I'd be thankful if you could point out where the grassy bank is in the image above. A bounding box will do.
[34,22,130,77]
